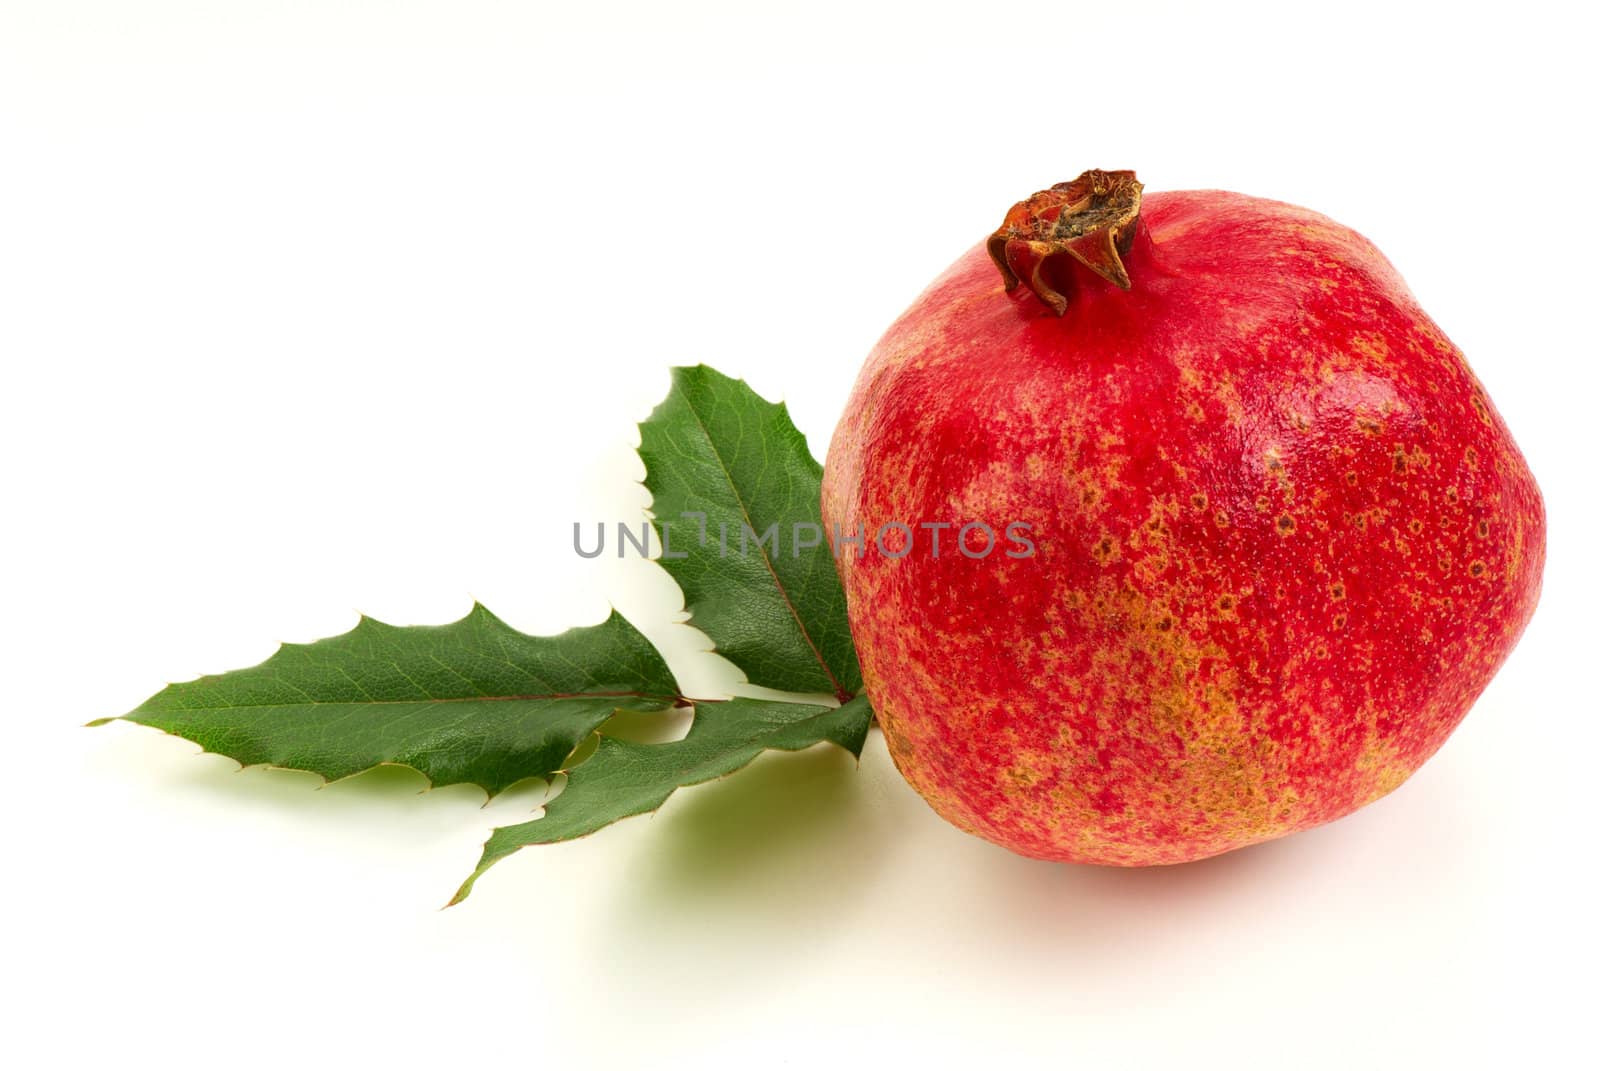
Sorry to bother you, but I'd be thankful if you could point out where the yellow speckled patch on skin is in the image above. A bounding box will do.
[821,186,1546,866]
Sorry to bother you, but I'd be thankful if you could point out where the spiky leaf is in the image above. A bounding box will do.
[638,365,861,698]
[452,694,873,902]
[99,605,681,796]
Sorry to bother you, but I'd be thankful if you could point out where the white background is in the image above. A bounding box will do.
[4,2,1595,1067]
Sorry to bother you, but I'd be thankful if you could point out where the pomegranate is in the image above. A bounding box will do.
[821,170,1545,865]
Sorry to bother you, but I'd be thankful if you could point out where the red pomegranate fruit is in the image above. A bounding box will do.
[821,170,1545,865]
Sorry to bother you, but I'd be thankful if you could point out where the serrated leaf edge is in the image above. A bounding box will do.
[637,363,854,701]
[446,694,872,905]
[92,602,689,800]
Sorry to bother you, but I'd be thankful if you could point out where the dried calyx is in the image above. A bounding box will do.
[986,169,1144,315]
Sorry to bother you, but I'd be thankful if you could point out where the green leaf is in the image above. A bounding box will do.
[98,605,683,797]
[451,694,874,903]
[638,365,862,698]
[99,362,882,901]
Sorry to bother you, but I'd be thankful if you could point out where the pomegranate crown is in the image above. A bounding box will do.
[986,169,1144,315]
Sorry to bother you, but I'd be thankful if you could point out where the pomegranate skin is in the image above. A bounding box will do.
[822,184,1545,865]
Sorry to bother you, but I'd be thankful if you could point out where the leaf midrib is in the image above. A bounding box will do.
[137,689,684,714]
[678,393,851,702]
